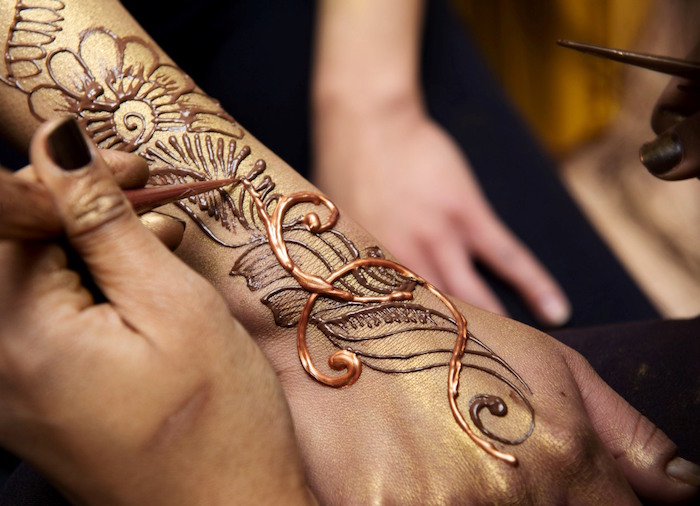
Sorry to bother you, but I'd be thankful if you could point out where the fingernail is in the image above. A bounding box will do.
[655,108,686,128]
[144,211,186,230]
[46,118,92,171]
[639,133,683,175]
[666,457,700,487]
[139,212,186,251]
[539,296,571,327]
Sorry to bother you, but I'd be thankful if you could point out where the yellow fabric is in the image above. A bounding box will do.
[455,0,652,154]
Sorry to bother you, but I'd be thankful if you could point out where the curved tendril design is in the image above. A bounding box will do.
[238,177,529,465]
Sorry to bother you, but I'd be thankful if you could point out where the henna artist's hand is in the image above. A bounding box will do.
[314,102,571,326]
[0,119,311,505]
[640,43,700,179]
[12,148,186,250]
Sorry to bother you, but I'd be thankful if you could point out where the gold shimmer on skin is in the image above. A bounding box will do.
[0,0,534,466]
[203,156,533,464]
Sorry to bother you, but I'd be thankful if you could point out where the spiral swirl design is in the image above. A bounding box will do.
[114,99,155,149]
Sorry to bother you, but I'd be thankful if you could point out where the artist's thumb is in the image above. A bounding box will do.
[563,346,700,503]
[30,117,202,329]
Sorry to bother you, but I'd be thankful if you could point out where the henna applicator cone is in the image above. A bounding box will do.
[124,178,237,213]
[0,166,235,240]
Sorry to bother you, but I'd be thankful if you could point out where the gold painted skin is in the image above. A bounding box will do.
[0,1,662,504]
[239,177,529,464]
[0,171,236,239]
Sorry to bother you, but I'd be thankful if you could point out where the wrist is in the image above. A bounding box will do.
[313,70,424,123]
[311,80,429,191]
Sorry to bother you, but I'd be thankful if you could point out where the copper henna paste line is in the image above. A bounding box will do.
[1,11,534,465]
[2,0,65,90]
[237,177,531,465]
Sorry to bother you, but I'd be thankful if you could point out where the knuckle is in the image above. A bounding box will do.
[66,175,131,237]
[545,421,603,480]
[35,269,81,303]
[624,412,668,457]
[493,245,521,268]
[412,224,443,246]
[483,472,530,505]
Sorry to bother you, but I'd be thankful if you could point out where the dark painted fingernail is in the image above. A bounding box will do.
[46,118,92,171]
[667,457,700,487]
[639,133,683,175]
[146,211,187,230]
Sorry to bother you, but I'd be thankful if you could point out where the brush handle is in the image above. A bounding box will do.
[125,178,236,213]
[558,39,700,80]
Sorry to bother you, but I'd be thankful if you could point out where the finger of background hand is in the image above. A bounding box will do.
[99,149,150,189]
[139,212,186,251]
[641,110,700,179]
[425,237,507,315]
[30,118,201,334]
[651,77,700,134]
[652,43,700,133]
[468,216,571,326]
[394,241,443,291]
[562,345,700,503]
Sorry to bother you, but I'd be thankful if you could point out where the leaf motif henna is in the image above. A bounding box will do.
[141,130,300,252]
[237,177,534,465]
[1,0,65,91]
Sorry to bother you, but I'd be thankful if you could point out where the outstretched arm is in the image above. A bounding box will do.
[0,1,697,503]
[312,0,571,325]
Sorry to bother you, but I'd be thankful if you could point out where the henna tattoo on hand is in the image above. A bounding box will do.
[234,177,534,464]
[1,2,534,465]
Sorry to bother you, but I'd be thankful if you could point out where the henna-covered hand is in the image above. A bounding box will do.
[224,169,696,504]
[0,1,698,504]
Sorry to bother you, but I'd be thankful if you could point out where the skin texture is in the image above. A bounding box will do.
[312,0,571,326]
[643,42,700,180]
[0,119,310,505]
[91,150,187,249]
[0,1,698,504]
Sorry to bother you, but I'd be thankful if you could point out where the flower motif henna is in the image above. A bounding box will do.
[27,29,242,151]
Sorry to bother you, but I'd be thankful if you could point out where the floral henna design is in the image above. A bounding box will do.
[2,13,535,465]
[28,28,242,151]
